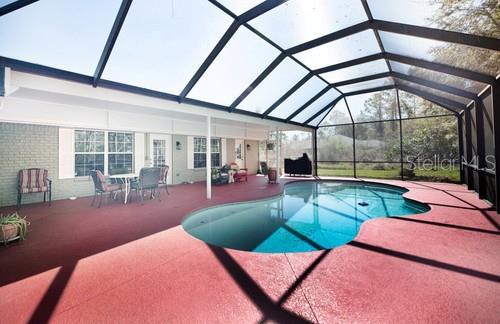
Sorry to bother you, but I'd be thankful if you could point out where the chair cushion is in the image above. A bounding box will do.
[93,170,121,192]
[19,169,49,193]
[96,170,107,183]
[21,186,48,193]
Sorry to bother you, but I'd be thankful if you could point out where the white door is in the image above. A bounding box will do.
[150,134,172,184]
[234,139,245,168]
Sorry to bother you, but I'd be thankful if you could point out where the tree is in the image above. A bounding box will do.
[427,0,499,78]
[430,0,499,38]
[359,91,399,137]
[361,91,398,122]
[320,108,351,126]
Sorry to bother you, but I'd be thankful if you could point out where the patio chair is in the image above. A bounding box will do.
[17,168,52,209]
[90,170,123,208]
[229,162,248,182]
[260,162,269,175]
[131,167,162,204]
[159,165,170,195]
[211,167,229,185]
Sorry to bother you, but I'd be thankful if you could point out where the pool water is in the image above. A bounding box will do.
[182,181,430,253]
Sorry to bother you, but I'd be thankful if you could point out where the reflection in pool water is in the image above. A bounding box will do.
[182,181,429,253]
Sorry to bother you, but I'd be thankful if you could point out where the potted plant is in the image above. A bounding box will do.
[0,212,29,243]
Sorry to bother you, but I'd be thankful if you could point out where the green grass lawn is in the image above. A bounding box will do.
[413,168,460,182]
[317,164,460,183]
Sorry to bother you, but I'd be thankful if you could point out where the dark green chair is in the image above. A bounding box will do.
[131,167,162,204]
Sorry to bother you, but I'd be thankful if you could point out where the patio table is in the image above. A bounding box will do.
[108,173,138,204]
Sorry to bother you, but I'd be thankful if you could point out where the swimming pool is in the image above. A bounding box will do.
[182,181,430,253]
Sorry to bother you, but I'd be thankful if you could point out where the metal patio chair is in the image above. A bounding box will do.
[158,165,170,195]
[90,170,122,208]
[131,167,162,204]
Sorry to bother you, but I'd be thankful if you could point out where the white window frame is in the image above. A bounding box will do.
[73,129,135,177]
[193,137,222,169]
[210,138,222,168]
[74,130,106,177]
[107,131,134,174]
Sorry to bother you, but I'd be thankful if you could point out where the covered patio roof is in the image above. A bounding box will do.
[0,0,498,128]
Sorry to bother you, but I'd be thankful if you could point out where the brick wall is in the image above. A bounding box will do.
[0,122,94,207]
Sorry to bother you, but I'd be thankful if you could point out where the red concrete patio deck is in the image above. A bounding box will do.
[0,175,499,323]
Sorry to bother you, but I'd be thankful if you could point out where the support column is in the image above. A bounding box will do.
[344,97,356,178]
[352,124,356,178]
[0,66,4,109]
[265,131,269,167]
[206,115,211,200]
[457,113,464,183]
[312,128,318,177]
[474,99,486,199]
[491,82,500,213]
[0,65,5,97]
[276,129,281,182]
[464,107,474,190]
[396,89,404,180]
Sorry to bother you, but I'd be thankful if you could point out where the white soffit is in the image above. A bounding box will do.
[8,71,309,132]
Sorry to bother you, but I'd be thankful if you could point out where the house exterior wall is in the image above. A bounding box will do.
[0,122,262,206]
[0,70,306,207]
[226,138,235,163]
[245,140,259,174]
[0,122,94,207]
[172,134,206,184]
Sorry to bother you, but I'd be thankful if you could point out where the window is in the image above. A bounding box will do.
[211,138,221,168]
[152,139,167,167]
[74,129,134,177]
[193,137,221,168]
[74,130,105,177]
[108,132,134,174]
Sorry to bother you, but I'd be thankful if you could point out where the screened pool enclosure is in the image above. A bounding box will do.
[0,0,499,211]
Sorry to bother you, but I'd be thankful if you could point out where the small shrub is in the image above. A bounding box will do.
[400,168,415,178]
